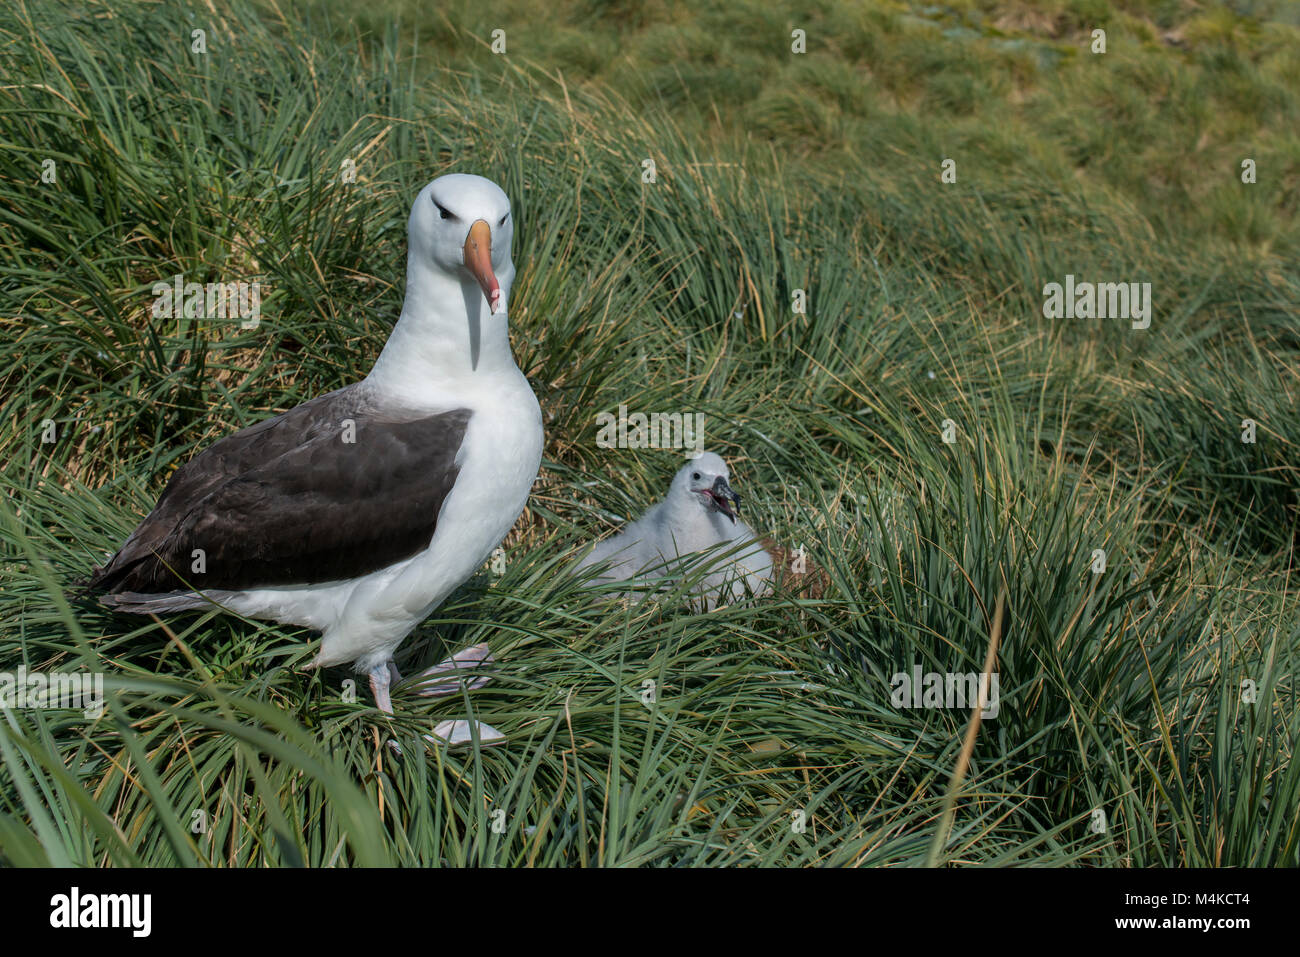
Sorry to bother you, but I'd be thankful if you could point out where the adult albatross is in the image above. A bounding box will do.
[89,173,543,742]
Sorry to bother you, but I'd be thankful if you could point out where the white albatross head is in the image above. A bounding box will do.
[408,173,514,315]
[667,451,742,524]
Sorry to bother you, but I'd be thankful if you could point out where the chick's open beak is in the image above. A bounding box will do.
[707,475,741,524]
[463,219,501,314]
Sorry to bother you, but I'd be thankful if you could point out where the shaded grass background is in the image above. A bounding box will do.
[0,0,1297,865]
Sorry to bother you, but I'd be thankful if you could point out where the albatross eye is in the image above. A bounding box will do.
[433,199,453,220]
[499,213,509,226]
[692,472,701,481]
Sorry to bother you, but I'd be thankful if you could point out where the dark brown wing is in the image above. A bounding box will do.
[90,388,471,593]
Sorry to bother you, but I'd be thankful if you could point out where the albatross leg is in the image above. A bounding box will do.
[368,663,395,714]
[364,662,410,756]
[409,642,496,697]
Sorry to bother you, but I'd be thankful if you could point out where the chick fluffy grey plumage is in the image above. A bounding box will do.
[576,452,773,608]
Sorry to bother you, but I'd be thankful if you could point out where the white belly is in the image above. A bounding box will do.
[223,374,543,672]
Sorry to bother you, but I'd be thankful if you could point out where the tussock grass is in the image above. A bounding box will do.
[1,0,1297,866]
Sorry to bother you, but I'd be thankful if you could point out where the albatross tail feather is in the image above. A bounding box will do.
[98,590,214,615]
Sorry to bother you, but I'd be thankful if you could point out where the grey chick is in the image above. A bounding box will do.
[576,452,773,608]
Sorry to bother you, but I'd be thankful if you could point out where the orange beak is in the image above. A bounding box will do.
[462,219,501,314]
